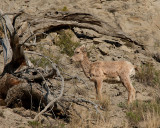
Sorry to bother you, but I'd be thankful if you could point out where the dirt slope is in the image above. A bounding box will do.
[0,0,160,128]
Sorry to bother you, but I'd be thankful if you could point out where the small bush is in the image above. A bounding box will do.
[58,6,69,12]
[28,121,41,128]
[55,30,80,57]
[136,62,160,87]
[62,6,68,12]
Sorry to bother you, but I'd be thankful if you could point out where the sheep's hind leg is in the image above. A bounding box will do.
[120,75,135,104]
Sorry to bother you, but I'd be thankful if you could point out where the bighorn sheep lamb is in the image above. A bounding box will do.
[71,45,136,104]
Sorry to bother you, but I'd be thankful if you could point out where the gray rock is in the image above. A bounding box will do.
[120,45,132,52]
[98,43,109,55]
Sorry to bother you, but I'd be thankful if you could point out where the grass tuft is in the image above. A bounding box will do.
[100,97,110,112]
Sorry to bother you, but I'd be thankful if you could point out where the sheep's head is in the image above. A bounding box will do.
[71,45,87,62]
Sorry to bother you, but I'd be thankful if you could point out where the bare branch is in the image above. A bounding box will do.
[12,10,24,27]
[24,51,65,120]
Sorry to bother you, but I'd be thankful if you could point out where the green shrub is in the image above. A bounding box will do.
[28,121,41,128]
[62,6,68,11]
[55,30,80,57]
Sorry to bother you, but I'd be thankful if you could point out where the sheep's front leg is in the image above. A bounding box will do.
[94,79,103,101]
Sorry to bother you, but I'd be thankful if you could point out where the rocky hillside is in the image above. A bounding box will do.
[0,0,160,128]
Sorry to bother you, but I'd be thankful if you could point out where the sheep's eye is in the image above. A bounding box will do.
[75,51,79,54]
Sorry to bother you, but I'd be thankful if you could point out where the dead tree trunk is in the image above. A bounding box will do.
[0,10,26,75]
[0,10,57,107]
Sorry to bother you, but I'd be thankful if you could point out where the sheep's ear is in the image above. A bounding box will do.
[80,45,86,52]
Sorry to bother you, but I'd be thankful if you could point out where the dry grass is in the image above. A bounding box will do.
[68,110,112,128]
[68,97,111,128]
[99,96,110,112]
[125,99,160,127]
[142,110,160,128]
[74,87,87,97]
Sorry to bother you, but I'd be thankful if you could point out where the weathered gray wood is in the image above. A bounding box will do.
[0,10,13,65]
[0,9,26,74]
[18,11,141,49]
